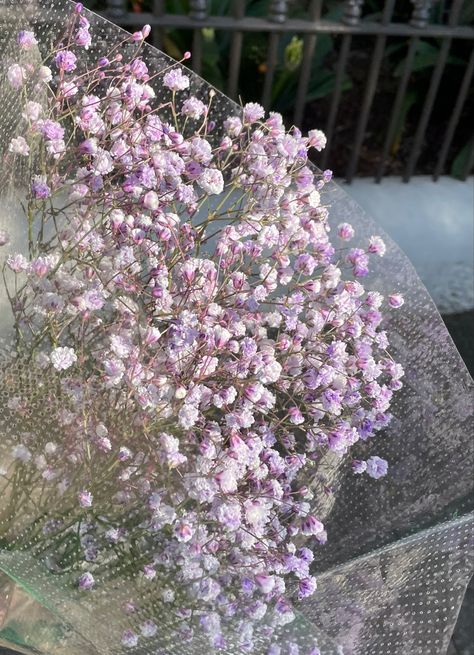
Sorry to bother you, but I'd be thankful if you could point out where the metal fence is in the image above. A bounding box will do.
[87,2,474,180]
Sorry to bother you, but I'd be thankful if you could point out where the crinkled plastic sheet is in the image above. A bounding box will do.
[0,1,472,654]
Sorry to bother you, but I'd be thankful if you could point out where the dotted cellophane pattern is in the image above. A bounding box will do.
[0,1,472,654]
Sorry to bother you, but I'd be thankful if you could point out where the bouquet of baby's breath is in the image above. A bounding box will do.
[1,3,472,655]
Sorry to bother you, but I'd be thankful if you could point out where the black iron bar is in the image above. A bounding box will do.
[93,14,474,40]
[152,0,165,50]
[293,0,322,127]
[434,47,474,180]
[376,37,419,182]
[321,33,351,171]
[227,0,244,100]
[345,0,396,182]
[403,0,464,181]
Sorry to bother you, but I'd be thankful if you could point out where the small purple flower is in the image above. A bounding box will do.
[368,235,386,256]
[307,129,327,151]
[7,64,26,90]
[255,574,275,594]
[198,168,224,195]
[75,27,91,49]
[118,446,132,461]
[298,576,317,599]
[323,169,333,182]
[141,620,158,638]
[174,520,193,542]
[143,564,156,580]
[163,68,189,91]
[17,30,37,49]
[181,96,207,119]
[50,346,77,371]
[388,293,404,308]
[78,572,94,590]
[121,630,139,648]
[288,406,304,425]
[55,50,77,72]
[9,136,29,156]
[143,190,159,211]
[78,490,93,507]
[300,515,324,537]
[366,456,388,479]
[32,175,51,199]
[352,459,367,474]
[337,222,354,241]
[243,102,265,124]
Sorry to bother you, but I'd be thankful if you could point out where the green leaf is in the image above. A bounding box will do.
[394,40,464,77]
[451,139,474,179]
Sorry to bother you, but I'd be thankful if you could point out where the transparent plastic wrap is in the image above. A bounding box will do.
[0,2,472,654]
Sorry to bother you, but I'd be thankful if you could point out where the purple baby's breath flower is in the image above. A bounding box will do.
[38,66,53,83]
[268,645,281,655]
[323,168,333,182]
[12,444,32,462]
[181,96,207,119]
[78,572,94,590]
[141,620,158,637]
[9,136,29,156]
[78,490,93,507]
[50,346,77,371]
[32,175,51,199]
[352,459,367,474]
[143,190,159,210]
[366,456,388,479]
[224,116,242,137]
[198,168,224,195]
[23,101,42,122]
[55,50,77,72]
[307,129,327,151]
[368,235,386,256]
[288,406,304,425]
[298,576,317,599]
[7,64,27,90]
[255,574,275,594]
[143,564,156,580]
[243,102,265,124]
[40,119,65,140]
[300,515,325,537]
[174,520,193,542]
[75,27,91,48]
[121,630,139,648]
[118,446,132,461]
[388,293,404,308]
[17,30,37,49]
[163,68,189,91]
[337,222,354,241]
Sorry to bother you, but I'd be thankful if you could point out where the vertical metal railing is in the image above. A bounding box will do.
[404,0,464,181]
[293,0,322,127]
[189,0,207,76]
[262,1,288,109]
[321,0,363,171]
[345,0,396,182]
[434,47,474,180]
[375,1,432,182]
[227,0,245,100]
[152,0,165,51]
[98,0,474,182]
